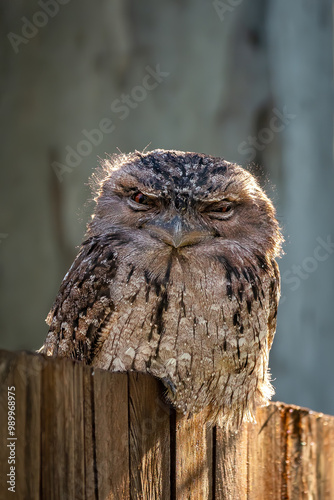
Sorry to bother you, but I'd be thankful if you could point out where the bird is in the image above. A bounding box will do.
[40,149,283,428]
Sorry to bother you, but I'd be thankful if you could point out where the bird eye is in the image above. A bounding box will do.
[220,205,231,213]
[206,201,234,219]
[129,191,155,211]
[132,192,149,205]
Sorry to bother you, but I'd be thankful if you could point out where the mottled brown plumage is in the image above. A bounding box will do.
[41,150,283,427]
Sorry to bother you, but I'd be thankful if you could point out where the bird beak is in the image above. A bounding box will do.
[144,215,212,248]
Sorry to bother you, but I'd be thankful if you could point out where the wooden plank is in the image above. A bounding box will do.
[175,410,213,499]
[246,404,282,499]
[82,364,96,499]
[128,373,170,500]
[0,350,42,499]
[40,355,79,499]
[71,361,86,499]
[284,405,311,499]
[299,408,319,498]
[93,368,129,500]
[215,421,248,500]
[82,364,130,500]
[316,411,334,499]
[216,402,334,499]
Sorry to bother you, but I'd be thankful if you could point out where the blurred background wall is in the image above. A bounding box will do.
[0,0,333,414]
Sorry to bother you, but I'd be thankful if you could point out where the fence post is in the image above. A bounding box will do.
[0,350,333,499]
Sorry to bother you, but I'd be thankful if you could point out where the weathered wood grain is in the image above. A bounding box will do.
[175,412,213,499]
[0,350,42,500]
[128,372,170,500]
[0,350,334,499]
[215,422,248,499]
[87,366,129,499]
[216,403,334,499]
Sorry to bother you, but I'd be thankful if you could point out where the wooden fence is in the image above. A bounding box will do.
[0,349,333,499]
